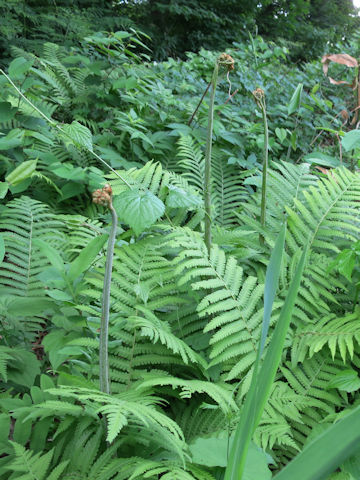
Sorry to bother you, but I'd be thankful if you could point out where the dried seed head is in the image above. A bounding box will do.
[92,184,112,207]
[219,53,235,71]
[252,88,265,102]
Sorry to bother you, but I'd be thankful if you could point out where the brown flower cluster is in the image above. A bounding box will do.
[252,88,265,102]
[92,183,113,207]
[219,53,235,71]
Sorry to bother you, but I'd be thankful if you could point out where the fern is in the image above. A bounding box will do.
[40,387,186,459]
[280,354,346,447]
[172,228,266,381]
[176,135,250,227]
[0,346,12,382]
[81,236,204,389]
[3,442,68,480]
[0,196,64,296]
[291,309,360,363]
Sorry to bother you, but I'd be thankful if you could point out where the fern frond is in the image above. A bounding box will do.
[292,309,360,363]
[0,196,64,296]
[5,442,54,480]
[139,375,237,414]
[173,229,265,380]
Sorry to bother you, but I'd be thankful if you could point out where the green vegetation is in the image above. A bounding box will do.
[2,2,360,479]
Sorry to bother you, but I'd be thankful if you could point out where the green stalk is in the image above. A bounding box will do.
[99,202,118,394]
[260,100,268,230]
[204,60,219,254]
[253,89,268,243]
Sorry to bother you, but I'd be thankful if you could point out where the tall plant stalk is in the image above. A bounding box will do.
[204,60,219,254]
[253,88,268,243]
[93,185,118,394]
[204,53,234,254]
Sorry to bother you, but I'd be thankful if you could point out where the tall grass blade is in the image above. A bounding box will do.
[273,405,360,480]
[225,230,308,480]
[225,223,290,480]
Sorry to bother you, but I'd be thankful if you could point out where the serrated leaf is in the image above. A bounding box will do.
[61,121,93,151]
[288,83,303,115]
[113,189,165,235]
[6,160,37,186]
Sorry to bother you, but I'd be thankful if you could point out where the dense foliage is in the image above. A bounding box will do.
[1,0,359,62]
[2,15,360,480]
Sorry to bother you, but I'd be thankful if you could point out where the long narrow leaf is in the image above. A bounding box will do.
[273,405,360,480]
[224,224,287,480]
[253,244,308,427]
[260,223,286,355]
[225,240,308,480]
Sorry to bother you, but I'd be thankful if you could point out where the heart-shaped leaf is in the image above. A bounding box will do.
[113,189,165,235]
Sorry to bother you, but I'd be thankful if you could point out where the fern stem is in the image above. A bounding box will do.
[204,60,219,254]
[0,69,132,189]
[99,203,118,394]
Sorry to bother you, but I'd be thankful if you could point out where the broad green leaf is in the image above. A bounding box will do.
[166,185,202,209]
[303,152,341,167]
[33,239,64,271]
[61,121,93,151]
[0,234,4,265]
[189,434,271,479]
[327,369,360,392]
[330,249,356,281]
[37,267,67,289]
[288,83,303,115]
[68,234,108,282]
[7,297,54,316]
[273,405,360,480]
[0,182,8,199]
[7,350,40,388]
[6,159,37,186]
[275,127,287,143]
[342,130,360,151]
[46,289,73,301]
[113,189,165,235]
[0,129,23,150]
[8,57,33,79]
[0,102,17,122]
